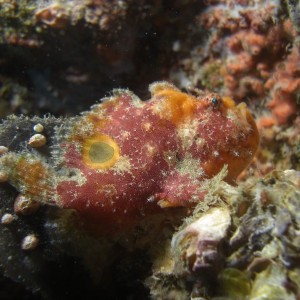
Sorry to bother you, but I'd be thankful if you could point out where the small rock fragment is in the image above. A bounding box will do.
[35,4,69,29]
[28,134,47,147]
[0,171,8,182]
[33,123,44,133]
[172,207,231,273]
[14,194,40,215]
[1,213,14,225]
[21,234,39,251]
[0,146,8,155]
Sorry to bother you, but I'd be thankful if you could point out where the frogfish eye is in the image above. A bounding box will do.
[211,97,219,106]
[89,142,114,163]
[82,134,120,169]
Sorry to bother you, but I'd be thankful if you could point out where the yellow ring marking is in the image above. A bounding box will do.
[82,134,120,169]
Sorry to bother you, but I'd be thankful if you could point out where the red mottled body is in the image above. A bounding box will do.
[56,82,259,226]
[0,82,259,230]
[58,96,180,224]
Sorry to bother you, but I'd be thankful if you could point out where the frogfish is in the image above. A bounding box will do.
[0,82,259,230]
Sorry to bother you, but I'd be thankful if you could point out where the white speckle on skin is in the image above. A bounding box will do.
[233,150,240,157]
[147,195,155,203]
[198,167,206,178]
[213,151,220,157]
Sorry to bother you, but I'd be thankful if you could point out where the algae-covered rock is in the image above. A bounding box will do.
[148,170,300,299]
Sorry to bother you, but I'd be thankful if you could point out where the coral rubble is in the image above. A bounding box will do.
[148,170,300,299]
[171,0,300,126]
